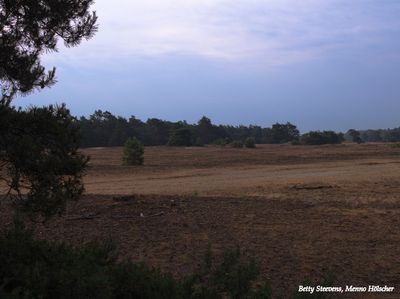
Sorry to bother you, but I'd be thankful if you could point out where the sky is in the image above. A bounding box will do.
[15,0,400,132]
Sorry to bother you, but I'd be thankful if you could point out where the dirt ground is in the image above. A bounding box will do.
[2,143,400,298]
[83,144,400,199]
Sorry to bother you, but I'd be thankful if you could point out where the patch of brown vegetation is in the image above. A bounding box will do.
[82,143,400,198]
[2,143,400,298]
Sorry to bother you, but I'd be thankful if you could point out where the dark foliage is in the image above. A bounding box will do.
[213,138,231,146]
[123,137,144,165]
[0,0,96,219]
[168,127,193,147]
[0,222,272,299]
[346,129,363,144]
[0,221,180,299]
[77,111,301,147]
[147,118,173,145]
[268,122,300,144]
[342,127,400,143]
[0,0,97,101]
[185,246,271,299]
[72,111,400,147]
[231,140,244,148]
[197,116,219,144]
[244,137,256,148]
[358,128,400,143]
[0,104,88,219]
[300,131,344,145]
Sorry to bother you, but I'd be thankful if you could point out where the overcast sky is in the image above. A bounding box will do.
[16,0,400,132]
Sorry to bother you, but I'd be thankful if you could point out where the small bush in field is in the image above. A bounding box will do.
[123,137,144,165]
[231,140,244,148]
[244,137,256,148]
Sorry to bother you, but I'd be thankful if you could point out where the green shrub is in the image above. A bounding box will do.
[0,104,88,219]
[186,246,271,299]
[123,137,144,165]
[0,221,181,299]
[231,140,244,148]
[0,222,272,299]
[244,137,256,148]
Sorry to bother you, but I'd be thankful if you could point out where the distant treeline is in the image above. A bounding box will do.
[77,110,301,147]
[357,128,400,142]
[76,110,399,147]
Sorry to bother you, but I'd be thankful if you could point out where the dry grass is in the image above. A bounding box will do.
[83,144,400,202]
[2,143,400,298]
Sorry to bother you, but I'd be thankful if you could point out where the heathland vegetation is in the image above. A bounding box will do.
[1,1,399,298]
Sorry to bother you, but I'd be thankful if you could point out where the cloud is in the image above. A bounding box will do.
[44,0,400,69]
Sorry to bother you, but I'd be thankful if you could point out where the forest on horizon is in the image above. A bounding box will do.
[76,110,400,148]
